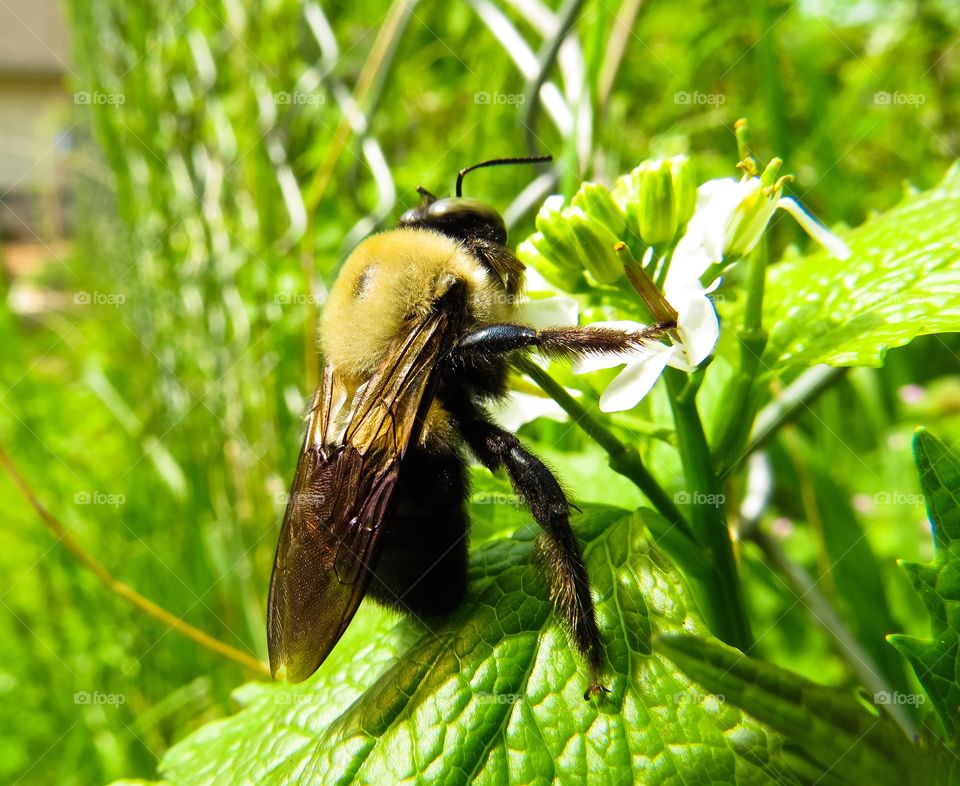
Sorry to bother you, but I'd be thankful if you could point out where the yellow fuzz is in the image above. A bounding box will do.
[321,228,514,381]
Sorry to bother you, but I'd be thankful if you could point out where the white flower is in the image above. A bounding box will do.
[669,176,851,288]
[516,293,579,328]
[575,261,720,413]
[488,390,573,432]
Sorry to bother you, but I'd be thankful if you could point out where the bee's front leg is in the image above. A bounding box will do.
[454,322,672,363]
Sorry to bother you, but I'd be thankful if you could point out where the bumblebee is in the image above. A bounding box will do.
[267,157,669,697]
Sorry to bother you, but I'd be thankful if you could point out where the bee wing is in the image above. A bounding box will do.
[267,296,461,682]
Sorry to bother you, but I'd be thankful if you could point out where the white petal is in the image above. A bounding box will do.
[665,352,698,373]
[699,178,758,261]
[673,291,720,367]
[674,178,758,267]
[667,238,715,289]
[599,350,672,412]
[702,276,722,294]
[517,296,579,328]
[697,177,755,209]
[521,264,556,294]
[664,258,710,301]
[489,390,571,431]
[777,197,851,260]
[541,194,566,213]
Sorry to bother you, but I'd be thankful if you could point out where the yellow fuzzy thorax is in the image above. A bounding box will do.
[321,228,515,381]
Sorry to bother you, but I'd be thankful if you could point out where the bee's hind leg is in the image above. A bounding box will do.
[454,408,607,697]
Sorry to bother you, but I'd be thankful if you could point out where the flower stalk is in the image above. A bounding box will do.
[664,368,754,650]
[712,236,770,469]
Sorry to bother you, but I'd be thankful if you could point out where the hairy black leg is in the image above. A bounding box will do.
[454,321,673,365]
[455,410,608,698]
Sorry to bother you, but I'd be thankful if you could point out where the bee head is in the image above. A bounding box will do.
[397,155,551,248]
[398,197,507,246]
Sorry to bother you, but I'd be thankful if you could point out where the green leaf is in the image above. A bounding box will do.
[159,506,798,785]
[655,634,931,785]
[888,430,960,740]
[756,163,960,371]
[107,781,169,786]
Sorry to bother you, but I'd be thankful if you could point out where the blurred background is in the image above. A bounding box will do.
[1,0,957,783]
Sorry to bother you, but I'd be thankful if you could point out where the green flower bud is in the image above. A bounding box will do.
[534,196,583,272]
[571,182,626,237]
[612,173,642,240]
[518,235,585,292]
[567,209,623,285]
[631,155,697,245]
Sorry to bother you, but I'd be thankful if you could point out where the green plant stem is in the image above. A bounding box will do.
[743,237,768,333]
[515,358,694,543]
[664,367,753,649]
[712,239,769,468]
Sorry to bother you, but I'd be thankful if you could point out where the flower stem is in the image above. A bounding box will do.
[743,234,768,334]
[514,358,695,546]
[712,237,769,468]
[664,367,753,649]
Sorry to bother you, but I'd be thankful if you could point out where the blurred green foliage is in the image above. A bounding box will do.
[1,0,958,783]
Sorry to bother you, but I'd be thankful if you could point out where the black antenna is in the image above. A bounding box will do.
[456,155,552,198]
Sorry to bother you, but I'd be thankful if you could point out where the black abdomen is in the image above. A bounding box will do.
[367,445,470,617]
